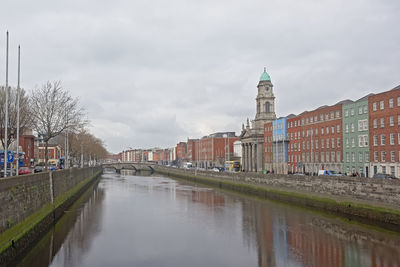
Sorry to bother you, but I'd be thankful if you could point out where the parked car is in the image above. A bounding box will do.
[0,169,16,177]
[18,167,32,175]
[34,165,44,173]
[373,173,395,179]
[49,165,58,171]
[318,170,341,176]
[212,167,220,172]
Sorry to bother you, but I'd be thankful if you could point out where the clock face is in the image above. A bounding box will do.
[265,86,269,91]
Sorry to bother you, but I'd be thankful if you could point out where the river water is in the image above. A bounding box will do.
[15,171,400,267]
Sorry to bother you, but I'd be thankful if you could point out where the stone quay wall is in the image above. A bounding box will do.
[0,167,102,265]
[155,166,400,228]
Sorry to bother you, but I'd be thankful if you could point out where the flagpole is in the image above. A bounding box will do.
[4,31,9,177]
[16,45,21,176]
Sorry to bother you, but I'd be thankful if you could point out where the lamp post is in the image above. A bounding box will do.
[16,45,21,176]
[4,32,9,177]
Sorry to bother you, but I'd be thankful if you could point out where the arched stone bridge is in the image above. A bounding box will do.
[102,162,156,174]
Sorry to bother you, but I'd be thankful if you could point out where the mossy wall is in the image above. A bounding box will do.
[0,167,102,265]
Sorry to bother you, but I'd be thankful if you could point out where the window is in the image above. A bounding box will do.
[359,135,363,147]
[345,110,349,117]
[321,153,325,162]
[398,115,400,126]
[380,100,384,110]
[345,124,349,133]
[389,98,394,108]
[390,133,395,145]
[359,152,363,162]
[337,138,341,148]
[331,152,335,162]
[352,152,355,162]
[391,151,395,162]
[320,114,324,121]
[346,138,349,148]
[351,123,354,132]
[326,127,329,134]
[265,102,270,112]
[331,126,334,133]
[337,151,341,162]
[381,134,385,145]
[399,133,400,145]
[374,151,378,162]
[315,152,319,162]
[358,120,363,131]
[373,119,377,128]
[363,105,368,113]
[373,135,378,146]
[331,138,335,148]
[358,107,363,114]
[373,102,377,111]
[316,140,319,149]
[380,118,384,128]
[321,128,324,135]
[315,128,318,135]
[326,152,330,162]
[365,151,369,162]
[325,113,329,120]
[330,112,334,119]
[363,120,368,131]
[337,125,340,133]
[381,151,386,162]
[398,97,400,106]
[346,152,350,162]
[390,116,394,126]
[321,139,324,149]
[351,109,354,116]
[336,111,340,118]
[352,138,355,147]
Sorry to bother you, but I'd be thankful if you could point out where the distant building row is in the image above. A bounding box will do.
[115,132,241,169]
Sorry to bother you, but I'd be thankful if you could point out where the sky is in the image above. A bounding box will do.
[0,0,399,153]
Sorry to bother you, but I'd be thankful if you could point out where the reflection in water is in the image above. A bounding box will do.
[16,182,105,267]
[16,173,400,267]
[241,198,400,267]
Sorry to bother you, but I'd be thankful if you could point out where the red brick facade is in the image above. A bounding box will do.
[286,103,343,174]
[264,122,273,165]
[368,86,400,177]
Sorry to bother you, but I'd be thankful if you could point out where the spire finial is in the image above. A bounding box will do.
[264,67,266,72]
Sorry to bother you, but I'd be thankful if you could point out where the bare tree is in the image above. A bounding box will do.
[0,86,32,149]
[30,81,86,169]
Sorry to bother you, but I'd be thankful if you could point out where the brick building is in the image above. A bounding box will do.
[197,132,238,169]
[38,143,64,165]
[186,139,198,163]
[286,101,347,175]
[175,142,187,166]
[368,86,400,178]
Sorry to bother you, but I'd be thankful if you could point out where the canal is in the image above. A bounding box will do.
[15,171,400,267]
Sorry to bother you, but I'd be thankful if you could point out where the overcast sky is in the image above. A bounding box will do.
[1,0,399,153]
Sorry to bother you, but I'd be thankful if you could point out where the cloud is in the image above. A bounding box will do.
[0,0,399,153]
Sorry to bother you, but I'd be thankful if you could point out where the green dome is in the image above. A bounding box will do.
[259,67,271,81]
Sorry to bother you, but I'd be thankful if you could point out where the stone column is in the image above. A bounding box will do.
[241,144,245,171]
[249,144,253,172]
[257,142,263,173]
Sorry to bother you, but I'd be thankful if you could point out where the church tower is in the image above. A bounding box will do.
[254,68,276,129]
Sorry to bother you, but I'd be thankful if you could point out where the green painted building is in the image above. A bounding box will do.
[342,95,371,176]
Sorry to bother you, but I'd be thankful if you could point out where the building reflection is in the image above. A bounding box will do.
[241,200,400,267]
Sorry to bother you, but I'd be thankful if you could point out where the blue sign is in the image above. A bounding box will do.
[8,153,13,163]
